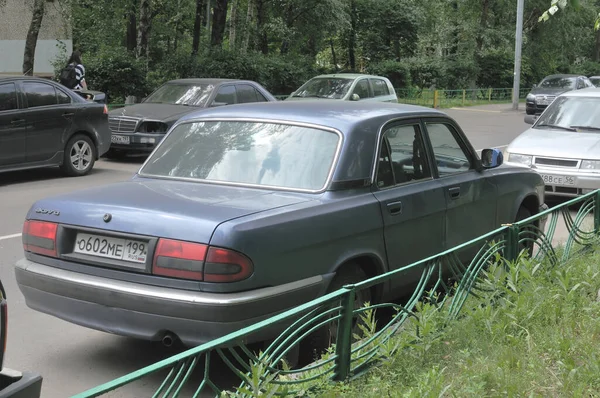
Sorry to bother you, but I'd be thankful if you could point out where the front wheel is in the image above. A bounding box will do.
[61,134,96,176]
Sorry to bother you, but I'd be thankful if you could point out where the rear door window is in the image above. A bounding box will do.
[23,82,58,108]
[0,83,18,111]
[370,79,390,97]
[213,85,236,105]
[236,84,259,103]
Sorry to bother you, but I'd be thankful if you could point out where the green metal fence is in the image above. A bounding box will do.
[395,87,531,109]
[72,190,600,398]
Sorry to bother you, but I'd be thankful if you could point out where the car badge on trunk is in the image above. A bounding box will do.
[103,213,112,223]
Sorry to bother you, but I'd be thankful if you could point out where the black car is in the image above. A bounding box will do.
[525,74,594,115]
[0,279,42,397]
[0,76,111,176]
[105,78,277,158]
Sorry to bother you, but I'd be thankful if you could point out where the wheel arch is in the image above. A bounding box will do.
[329,253,387,304]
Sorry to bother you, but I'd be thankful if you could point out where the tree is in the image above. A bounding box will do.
[137,0,151,57]
[540,0,600,30]
[23,0,46,75]
[210,0,228,46]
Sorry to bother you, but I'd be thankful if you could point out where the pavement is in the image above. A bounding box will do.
[0,103,587,397]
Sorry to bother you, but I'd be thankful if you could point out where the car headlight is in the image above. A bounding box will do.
[526,93,535,102]
[580,160,600,172]
[507,153,533,166]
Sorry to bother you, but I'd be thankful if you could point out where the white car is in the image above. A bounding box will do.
[506,87,600,198]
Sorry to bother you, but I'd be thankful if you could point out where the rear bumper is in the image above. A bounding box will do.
[0,368,42,398]
[14,258,331,346]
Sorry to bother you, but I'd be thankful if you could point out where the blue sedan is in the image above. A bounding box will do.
[14,100,546,361]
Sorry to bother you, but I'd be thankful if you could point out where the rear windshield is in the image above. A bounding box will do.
[139,121,341,191]
[144,83,214,106]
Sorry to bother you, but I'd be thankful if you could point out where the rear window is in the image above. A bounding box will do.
[140,121,341,191]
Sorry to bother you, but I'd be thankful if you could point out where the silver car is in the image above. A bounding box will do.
[506,87,600,198]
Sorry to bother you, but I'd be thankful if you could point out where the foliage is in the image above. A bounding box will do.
[315,248,600,397]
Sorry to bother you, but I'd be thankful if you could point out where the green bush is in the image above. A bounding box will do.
[405,57,446,89]
[366,60,412,89]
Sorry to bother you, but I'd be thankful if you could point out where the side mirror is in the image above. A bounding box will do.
[481,148,504,169]
[351,93,360,101]
[524,115,537,125]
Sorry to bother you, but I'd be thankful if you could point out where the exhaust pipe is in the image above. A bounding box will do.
[162,333,175,348]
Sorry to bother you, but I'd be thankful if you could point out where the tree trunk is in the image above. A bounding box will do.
[229,0,238,49]
[126,0,137,52]
[241,0,255,53]
[206,0,212,38]
[256,0,268,54]
[192,0,204,55]
[476,0,489,53]
[137,0,151,58]
[595,27,600,61]
[348,0,356,71]
[23,0,45,76]
[330,38,338,71]
[210,0,228,47]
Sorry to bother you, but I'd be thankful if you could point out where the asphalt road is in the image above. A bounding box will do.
[0,103,584,397]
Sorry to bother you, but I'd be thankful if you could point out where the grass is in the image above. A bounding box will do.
[313,248,600,398]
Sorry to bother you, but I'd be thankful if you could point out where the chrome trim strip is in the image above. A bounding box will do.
[16,258,325,306]
[136,117,345,194]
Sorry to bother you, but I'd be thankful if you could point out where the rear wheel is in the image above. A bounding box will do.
[61,134,96,176]
[298,264,371,366]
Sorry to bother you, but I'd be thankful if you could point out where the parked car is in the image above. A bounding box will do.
[508,87,600,198]
[286,73,397,103]
[589,76,600,87]
[0,278,43,397]
[525,74,594,115]
[0,76,110,176]
[105,78,277,158]
[73,89,107,104]
[15,101,546,363]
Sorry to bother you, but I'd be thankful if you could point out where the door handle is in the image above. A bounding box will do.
[387,201,403,215]
[10,118,25,124]
[448,186,461,199]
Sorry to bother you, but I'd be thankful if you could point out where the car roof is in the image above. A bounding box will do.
[0,75,55,81]
[165,78,260,85]
[311,73,388,80]
[560,87,600,98]
[542,74,582,79]
[177,100,445,132]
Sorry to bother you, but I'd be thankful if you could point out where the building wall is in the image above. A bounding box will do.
[0,0,72,76]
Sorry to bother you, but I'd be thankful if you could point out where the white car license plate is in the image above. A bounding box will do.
[111,135,130,144]
[540,174,575,186]
[74,233,148,264]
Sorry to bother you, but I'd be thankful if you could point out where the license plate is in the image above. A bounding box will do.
[540,174,575,186]
[73,233,148,264]
[111,135,130,144]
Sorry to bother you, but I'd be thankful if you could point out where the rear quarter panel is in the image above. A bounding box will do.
[70,104,111,157]
[209,189,387,292]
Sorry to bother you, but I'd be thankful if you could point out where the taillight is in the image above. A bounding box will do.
[151,238,254,283]
[103,105,108,114]
[22,220,58,257]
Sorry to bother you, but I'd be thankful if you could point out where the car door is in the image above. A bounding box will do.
[422,118,497,260]
[369,78,396,103]
[22,81,74,163]
[371,119,446,293]
[0,81,27,167]
[235,84,269,103]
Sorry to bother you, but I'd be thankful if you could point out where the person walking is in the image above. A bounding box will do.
[59,50,88,90]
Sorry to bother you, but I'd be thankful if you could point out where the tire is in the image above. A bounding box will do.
[298,264,371,366]
[515,206,535,257]
[61,134,96,176]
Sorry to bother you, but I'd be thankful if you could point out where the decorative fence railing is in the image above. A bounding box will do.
[72,190,600,398]
[106,87,530,111]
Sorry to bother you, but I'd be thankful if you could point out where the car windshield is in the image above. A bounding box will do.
[292,78,354,99]
[144,83,214,106]
[534,96,600,132]
[139,121,341,191]
[538,76,577,89]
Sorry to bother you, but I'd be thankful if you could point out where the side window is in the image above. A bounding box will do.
[376,123,432,189]
[213,85,236,105]
[585,78,594,88]
[0,83,18,111]
[23,82,58,108]
[425,122,473,176]
[236,84,258,103]
[577,79,586,89]
[56,88,71,104]
[255,89,267,102]
[352,79,371,99]
[371,79,390,97]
